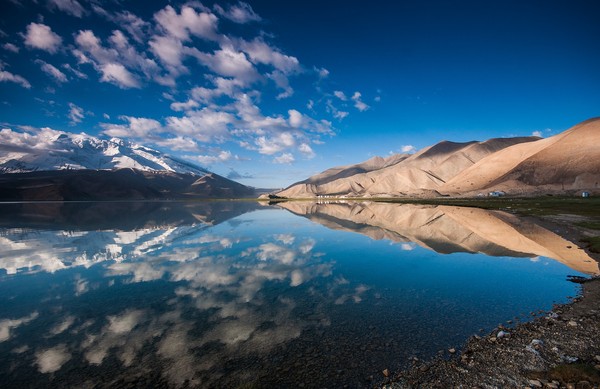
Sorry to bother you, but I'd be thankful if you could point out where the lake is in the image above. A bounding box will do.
[0,201,596,388]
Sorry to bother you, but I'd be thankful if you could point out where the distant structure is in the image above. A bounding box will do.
[489,191,506,197]
[582,191,590,198]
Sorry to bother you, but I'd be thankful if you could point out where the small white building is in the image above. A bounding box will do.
[489,191,506,197]
[582,191,590,198]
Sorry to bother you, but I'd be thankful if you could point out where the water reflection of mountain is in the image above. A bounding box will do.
[0,201,260,275]
[278,202,599,275]
[0,200,260,231]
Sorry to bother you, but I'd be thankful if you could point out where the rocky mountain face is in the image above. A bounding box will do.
[0,132,255,200]
[276,118,600,198]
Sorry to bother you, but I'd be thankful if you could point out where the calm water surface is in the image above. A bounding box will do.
[0,201,593,388]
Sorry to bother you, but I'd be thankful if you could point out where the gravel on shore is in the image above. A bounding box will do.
[381,214,600,389]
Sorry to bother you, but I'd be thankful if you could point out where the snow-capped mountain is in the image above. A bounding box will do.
[0,130,208,175]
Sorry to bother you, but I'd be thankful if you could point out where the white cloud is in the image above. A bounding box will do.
[23,23,62,53]
[49,0,85,17]
[273,153,294,164]
[333,91,347,101]
[214,2,262,24]
[74,29,158,89]
[0,69,31,88]
[190,46,259,84]
[166,108,235,143]
[298,143,315,158]
[99,63,140,88]
[68,103,84,125]
[113,11,149,43]
[37,60,68,83]
[268,70,293,99]
[401,145,416,153]
[315,66,329,78]
[532,130,542,137]
[102,116,162,138]
[351,91,369,112]
[170,99,200,112]
[149,35,184,68]
[2,43,19,53]
[238,38,300,75]
[154,5,218,42]
[255,132,295,155]
[334,111,349,120]
[374,96,381,102]
[188,150,233,165]
[288,109,304,128]
[62,63,87,79]
[154,136,199,152]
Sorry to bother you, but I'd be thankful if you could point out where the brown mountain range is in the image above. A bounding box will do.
[277,118,600,198]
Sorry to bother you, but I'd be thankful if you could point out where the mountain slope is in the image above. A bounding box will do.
[277,136,538,198]
[0,169,255,201]
[440,117,600,196]
[0,132,208,175]
[0,130,255,200]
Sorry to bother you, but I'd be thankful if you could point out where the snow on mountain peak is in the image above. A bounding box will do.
[0,128,208,175]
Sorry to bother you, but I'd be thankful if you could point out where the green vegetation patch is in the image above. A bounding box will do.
[546,363,600,384]
[582,236,600,253]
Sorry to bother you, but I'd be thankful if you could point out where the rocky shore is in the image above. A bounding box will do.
[381,214,600,389]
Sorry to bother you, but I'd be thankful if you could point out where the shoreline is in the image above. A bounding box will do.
[380,213,600,389]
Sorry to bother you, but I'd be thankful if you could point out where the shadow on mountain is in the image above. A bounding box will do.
[278,201,600,275]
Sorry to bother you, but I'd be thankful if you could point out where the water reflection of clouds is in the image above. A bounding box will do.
[0,214,343,386]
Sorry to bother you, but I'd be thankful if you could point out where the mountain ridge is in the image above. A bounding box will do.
[276,118,600,198]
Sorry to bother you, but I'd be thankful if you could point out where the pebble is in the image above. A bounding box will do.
[497,330,509,339]
[594,355,600,362]
[530,339,543,347]
[568,320,578,327]
[528,379,542,388]
[382,369,389,377]
[546,382,559,389]
[448,348,456,354]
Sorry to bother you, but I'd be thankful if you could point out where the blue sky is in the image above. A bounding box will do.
[1,0,599,188]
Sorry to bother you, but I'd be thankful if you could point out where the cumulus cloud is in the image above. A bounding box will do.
[68,103,84,125]
[154,5,218,41]
[165,108,234,143]
[298,143,315,158]
[255,132,295,155]
[187,150,233,165]
[0,312,38,342]
[351,91,369,111]
[62,63,87,79]
[189,46,259,84]
[273,153,294,164]
[3,42,19,53]
[48,0,86,17]
[36,60,68,83]
[0,68,31,88]
[214,2,262,24]
[333,91,347,101]
[315,66,329,78]
[532,130,542,137]
[99,63,140,88]
[154,136,199,152]
[238,38,300,75]
[102,116,162,138]
[170,99,199,112]
[401,145,416,153]
[73,29,159,88]
[334,111,349,120]
[23,23,62,53]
